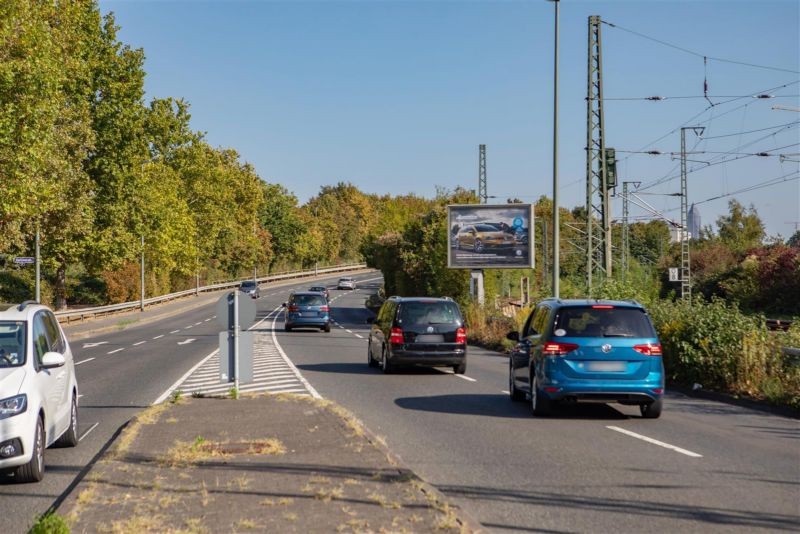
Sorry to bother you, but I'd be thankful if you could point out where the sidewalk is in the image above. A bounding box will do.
[59,394,479,533]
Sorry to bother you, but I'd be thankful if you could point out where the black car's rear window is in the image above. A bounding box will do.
[554,307,656,338]
[240,281,256,288]
[292,295,327,307]
[398,302,461,326]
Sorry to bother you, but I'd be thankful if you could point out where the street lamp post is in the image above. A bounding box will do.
[550,0,560,298]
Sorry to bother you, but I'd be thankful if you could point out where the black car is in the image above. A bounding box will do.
[367,297,467,374]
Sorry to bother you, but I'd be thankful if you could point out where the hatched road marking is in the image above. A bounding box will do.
[607,426,703,458]
[162,307,318,400]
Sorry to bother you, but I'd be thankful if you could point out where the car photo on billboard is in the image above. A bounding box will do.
[447,204,534,269]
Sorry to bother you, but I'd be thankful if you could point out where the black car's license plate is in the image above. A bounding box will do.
[415,334,444,343]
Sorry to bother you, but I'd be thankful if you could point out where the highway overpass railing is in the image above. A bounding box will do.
[55,262,368,324]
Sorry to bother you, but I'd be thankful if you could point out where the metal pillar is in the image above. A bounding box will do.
[680,127,703,302]
[140,235,145,311]
[478,144,487,204]
[552,0,560,298]
[621,182,629,282]
[35,225,41,303]
[586,15,611,291]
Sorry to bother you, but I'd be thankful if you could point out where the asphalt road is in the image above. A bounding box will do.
[3,272,798,533]
[282,282,800,533]
[0,273,366,534]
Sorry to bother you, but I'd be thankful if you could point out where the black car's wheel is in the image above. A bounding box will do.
[640,398,663,419]
[453,360,466,374]
[380,346,393,374]
[367,340,377,367]
[473,239,483,253]
[284,324,292,332]
[530,374,552,416]
[55,395,79,447]
[15,416,44,483]
[509,363,525,401]
[323,323,331,333]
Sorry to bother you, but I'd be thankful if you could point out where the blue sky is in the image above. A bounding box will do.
[99,0,799,239]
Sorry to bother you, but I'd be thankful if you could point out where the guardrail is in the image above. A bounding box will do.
[54,263,368,324]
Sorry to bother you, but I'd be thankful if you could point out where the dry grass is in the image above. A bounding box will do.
[111,404,169,460]
[162,436,285,467]
[233,519,261,530]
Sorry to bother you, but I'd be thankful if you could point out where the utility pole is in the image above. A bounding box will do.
[478,144,487,204]
[551,0,560,298]
[680,126,704,303]
[621,181,641,283]
[621,182,629,282]
[140,234,145,312]
[35,225,41,303]
[586,15,611,292]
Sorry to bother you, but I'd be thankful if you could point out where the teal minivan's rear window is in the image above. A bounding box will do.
[554,307,656,338]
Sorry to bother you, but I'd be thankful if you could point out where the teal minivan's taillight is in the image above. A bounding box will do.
[542,342,579,356]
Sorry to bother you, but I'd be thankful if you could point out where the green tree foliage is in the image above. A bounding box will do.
[303,182,375,261]
[259,183,305,270]
[715,199,765,252]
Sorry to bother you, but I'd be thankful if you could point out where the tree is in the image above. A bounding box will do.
[715,200,765,253]
[258,183,305,270]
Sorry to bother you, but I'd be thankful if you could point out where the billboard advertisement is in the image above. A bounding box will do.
[447,204,534,269]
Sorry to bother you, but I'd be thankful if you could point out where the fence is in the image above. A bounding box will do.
[54,263,368,324]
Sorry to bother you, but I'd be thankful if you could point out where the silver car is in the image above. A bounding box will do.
[337,277,357,290]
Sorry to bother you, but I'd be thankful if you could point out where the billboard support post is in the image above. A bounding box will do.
[471,270,485,305]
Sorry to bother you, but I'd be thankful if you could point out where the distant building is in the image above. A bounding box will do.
[688,204,701,239]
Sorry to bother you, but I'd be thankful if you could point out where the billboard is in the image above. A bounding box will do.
[447,204,534,269]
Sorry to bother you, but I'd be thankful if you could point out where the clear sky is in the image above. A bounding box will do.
[99,0,799,239]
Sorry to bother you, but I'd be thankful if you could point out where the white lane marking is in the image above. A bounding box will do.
[185,325,194,329]
[178,338,196,346]
[78,394,83,399]
[212,315,217,319]
[456,374,477,382]
[204,318,211,322]
[345,329,353,334]
[82,341,108,349]
[271,309,322,399]
[170,330,180,334]
[501,390,510,395]
[79,422,100,442]
[133,341,146,346]
[606,426,703,458]
[75,358,95,366]
[107,348,125,354]
[194,322,202,326]
[354,334,363,339]
[152,335,164,340]
[153,348,219,405]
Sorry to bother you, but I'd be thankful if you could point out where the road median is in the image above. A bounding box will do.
[58,394,478,533]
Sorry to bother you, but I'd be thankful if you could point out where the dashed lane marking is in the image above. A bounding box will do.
[133,341,146,346]
[607,426,703,458]
[170,330,180,334]
[79,422,99,442]
[152,335,164,340]
[107,348,124,354]
[75,358,95,365]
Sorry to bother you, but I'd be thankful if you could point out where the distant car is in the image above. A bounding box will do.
[308,286,330,300]
[507,299,664,418]
[283,292,331,332]
[454,224,516,253]
[337,277,357,290]
[367,297,467,374]
[0,301,79,483]
[239,280,260,299]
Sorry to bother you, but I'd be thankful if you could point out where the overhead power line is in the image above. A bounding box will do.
[602,95,798,101]
[694,171,800,205]
[699,121,799,140]
[602,20,800,74]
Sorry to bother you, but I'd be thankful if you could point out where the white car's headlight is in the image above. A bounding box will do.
[0,394,27,420]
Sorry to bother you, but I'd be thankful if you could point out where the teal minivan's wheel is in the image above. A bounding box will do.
[640,398,663,419]
[531,375,552,417]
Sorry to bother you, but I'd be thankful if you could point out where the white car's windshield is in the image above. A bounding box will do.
[0,321,26,368]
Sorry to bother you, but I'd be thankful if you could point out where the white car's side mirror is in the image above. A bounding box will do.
[41,352,66,369]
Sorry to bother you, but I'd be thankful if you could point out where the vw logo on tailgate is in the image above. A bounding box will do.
[601,343,612,353]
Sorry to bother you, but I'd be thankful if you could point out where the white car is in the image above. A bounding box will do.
[337,277,357,290]
[0,301,79,482]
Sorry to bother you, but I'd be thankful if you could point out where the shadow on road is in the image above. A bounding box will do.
[439,483,799,532]
[395,394,629,420]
